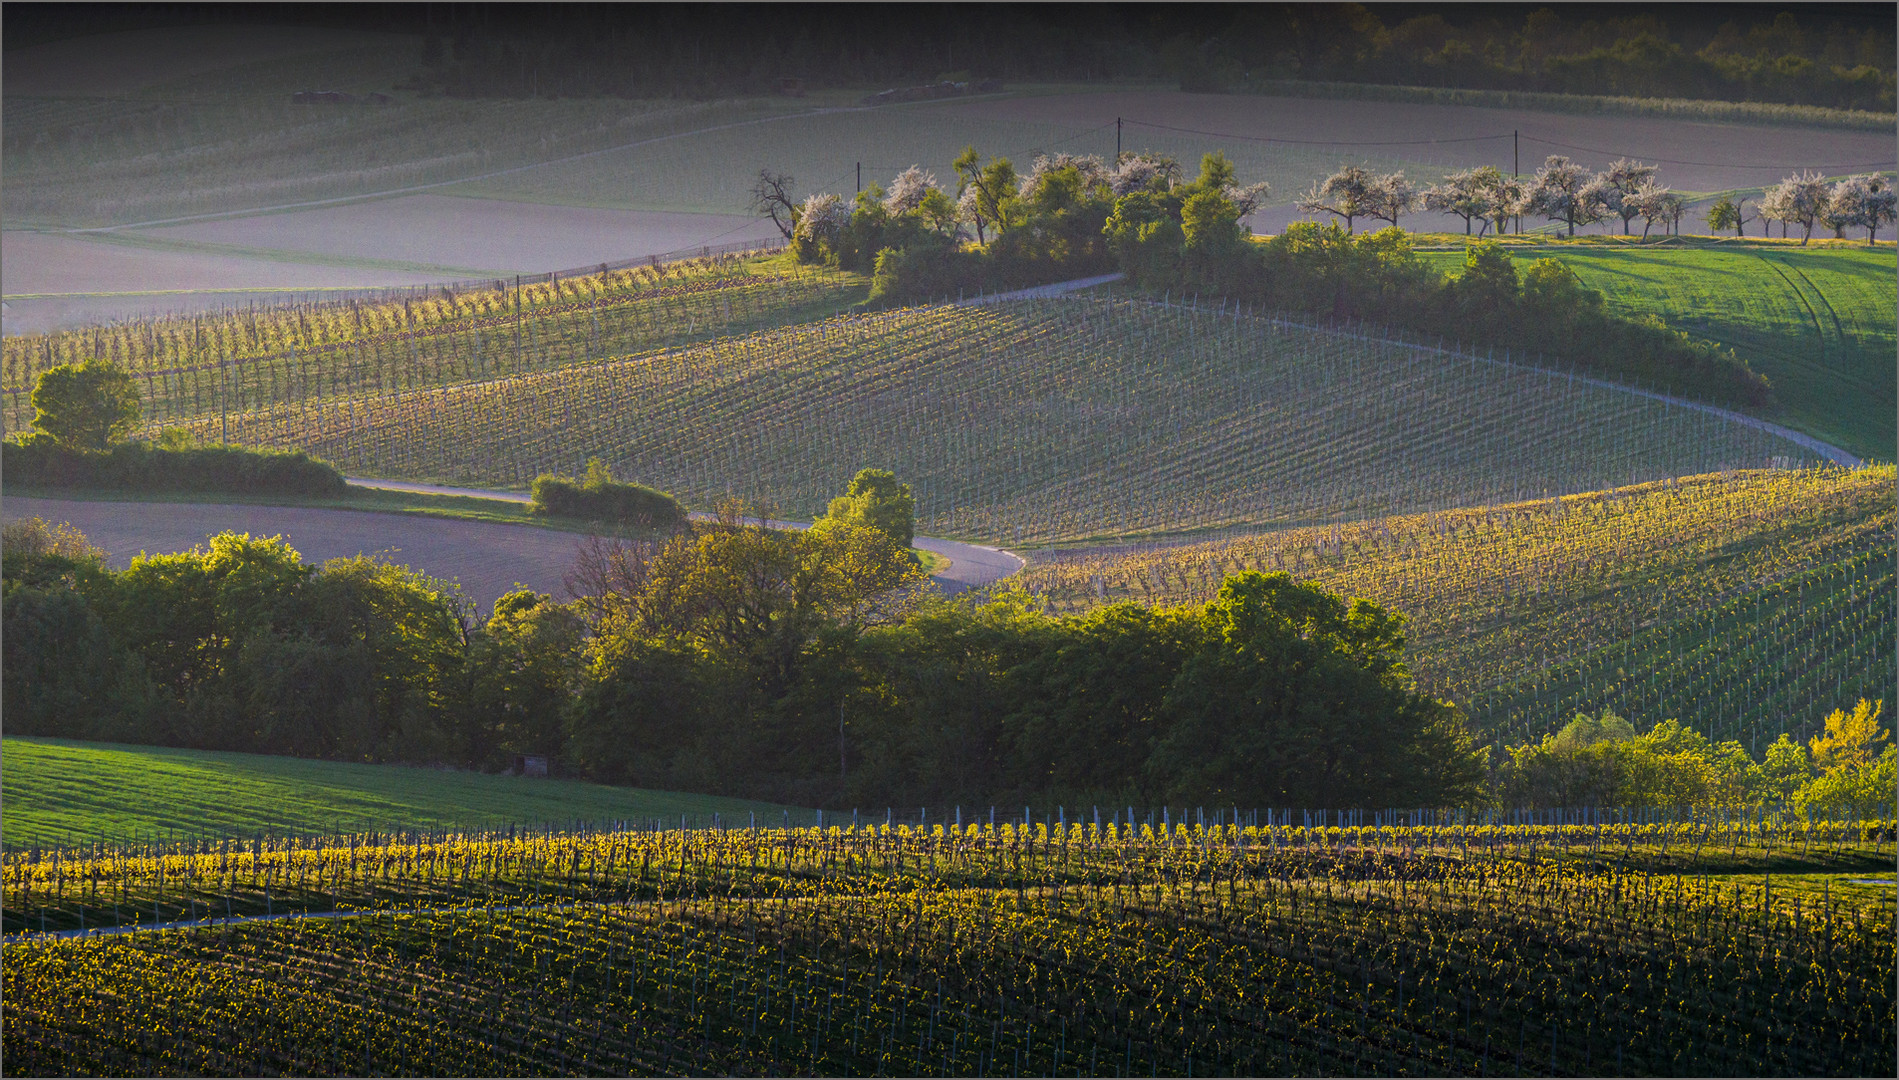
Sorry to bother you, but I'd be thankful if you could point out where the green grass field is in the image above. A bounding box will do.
[1415,238,1897,461]
[0,739,798,847]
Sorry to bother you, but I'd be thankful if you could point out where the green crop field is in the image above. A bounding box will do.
[0,739,798,848]
[1415,239,1898,462]
[4,816,1892,1075]
[1017,465,1896,750]
[19,292,1821,545]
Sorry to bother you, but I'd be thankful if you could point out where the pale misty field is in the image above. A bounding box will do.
[5,24,1892,336]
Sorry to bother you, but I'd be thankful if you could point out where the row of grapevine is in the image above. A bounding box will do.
[0,254,861,434]
[5,818,1892,1076]
[1014,464,1895,746]
[141,297,1819,542]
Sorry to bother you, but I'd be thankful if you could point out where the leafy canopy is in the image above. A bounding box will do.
[30,360,141,451]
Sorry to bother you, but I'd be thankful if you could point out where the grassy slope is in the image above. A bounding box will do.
[1016,466,1896,748]
[0,738,797,847]
[1413,238,1897,461]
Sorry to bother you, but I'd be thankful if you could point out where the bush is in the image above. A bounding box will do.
[1,439,348,496]
[530,460,685,528]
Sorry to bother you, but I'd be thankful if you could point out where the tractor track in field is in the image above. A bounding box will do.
[1749,252,1834,365]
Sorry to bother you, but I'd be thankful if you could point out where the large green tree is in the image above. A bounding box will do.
[30,360,141,450]
[821,468,917,551]
[1144,571,1486,808]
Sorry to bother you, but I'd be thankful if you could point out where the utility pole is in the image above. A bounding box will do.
[855,162,861,195]
[1116,117,1122,160]
[1513,130,1520,235]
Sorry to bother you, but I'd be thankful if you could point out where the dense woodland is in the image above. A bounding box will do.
[9,4,1893,112]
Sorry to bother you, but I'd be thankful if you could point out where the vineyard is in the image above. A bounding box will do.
[8,286,1825,545]
[0,253,863,433]
[4,816,1892,1076]
[1015,465,1895,749]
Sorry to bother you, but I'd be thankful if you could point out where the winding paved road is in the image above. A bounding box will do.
[342,478,1026,595]
[2,483,1024,610]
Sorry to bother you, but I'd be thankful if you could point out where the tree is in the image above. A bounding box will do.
[466,588,584,768]
[1107,150,1181,196]
[30,360,141,451]
[1143,571,1485,808]
[1601,158,1659,234]
[1180,189,1243,253]
[1828,173,1897,244]
[748,170,799,240]
[571,502,925,698]
[1575,173,1617,234]
[1628,183,1682,238]
[1759,171,1831,244]
[1484,173,1526,236]
[790,192,849,261]
[821,468,917,550]
[1759,733,1812,802]
[1525,155,1593,236]
[882,165,940,217]
[1451,239,1519,319]
[1361,171,1415,230]
[1298,164,1374,234]
[951,146,1019,244]
[1423,167,1497,235]
[1808,698,1889,772]
[1705,194,1750,236]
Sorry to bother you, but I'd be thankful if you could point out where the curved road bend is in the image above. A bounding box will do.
[0,485,1023,606]
[344,478,1026,595]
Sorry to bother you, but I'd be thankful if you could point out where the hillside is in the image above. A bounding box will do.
[1414,239,1897,461]
[1014,465,1895,749]
[0,253,865,434]
[26,294,1821,546]
[0,739,798,847]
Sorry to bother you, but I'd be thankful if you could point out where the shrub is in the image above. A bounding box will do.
[530,459,685,528]
[1,439,348,496]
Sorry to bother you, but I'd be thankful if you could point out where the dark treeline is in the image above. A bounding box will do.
[390,4,1899,114]
[2,498,1487,812]
[10,5,1891,113]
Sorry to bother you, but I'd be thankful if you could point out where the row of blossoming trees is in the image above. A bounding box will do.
[1299,156,1896,243]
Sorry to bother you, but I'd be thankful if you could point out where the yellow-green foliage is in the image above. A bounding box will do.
[4,820,1892,1076]
[1017,466,1896,747]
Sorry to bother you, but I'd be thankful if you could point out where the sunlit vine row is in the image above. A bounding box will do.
[1015,465,1895,746]
[0,254,861,432]
[4,817,1891,1077]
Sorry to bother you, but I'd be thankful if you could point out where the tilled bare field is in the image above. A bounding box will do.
[948,90,1896,196]
[1,201,777,334]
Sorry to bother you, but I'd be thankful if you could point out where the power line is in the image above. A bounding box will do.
[1515,134,1896,172]
[1121,118,1511,147]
